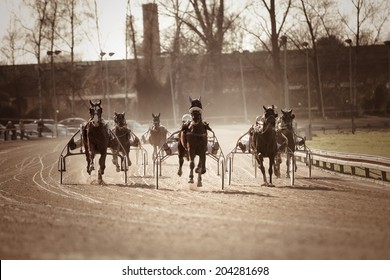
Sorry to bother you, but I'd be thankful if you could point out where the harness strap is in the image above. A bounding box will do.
[186,132,207,137]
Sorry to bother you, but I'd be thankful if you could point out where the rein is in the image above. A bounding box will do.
[115,126,130,138]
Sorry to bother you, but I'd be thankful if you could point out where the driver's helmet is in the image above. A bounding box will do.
[182,114,192,123]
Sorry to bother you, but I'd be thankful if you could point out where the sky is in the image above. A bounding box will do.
[0,0,150,63]
[0,0,389,64]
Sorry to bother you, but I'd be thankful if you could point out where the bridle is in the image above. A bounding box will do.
[278,110,294,132]
[89,101,103,127]
[190,110,202,125]
[114,113,126,127]
[151,113,161,131]
[114,113,130,138]
[261,109,277,133]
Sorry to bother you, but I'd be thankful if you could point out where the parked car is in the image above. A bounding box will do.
[24,122,67,138]
[59,117,87,134]
[0,124,5,139]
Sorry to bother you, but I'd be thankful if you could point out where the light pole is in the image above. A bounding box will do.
[100,51,106,112]
[280,35,289,109]
[100,51,115,120]
[385,40,390,117]
[47,49,61,137]
[165,54,178,125]
[345,39,356,134]
[302,42,312,139]
[106,52,115,121]
[238,52,248,122]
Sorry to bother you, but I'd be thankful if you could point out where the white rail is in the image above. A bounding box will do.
[295,149,390,182]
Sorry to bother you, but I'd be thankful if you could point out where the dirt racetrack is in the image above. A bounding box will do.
[1,124,390,260]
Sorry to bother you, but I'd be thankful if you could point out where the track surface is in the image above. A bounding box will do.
[1,124,389,259]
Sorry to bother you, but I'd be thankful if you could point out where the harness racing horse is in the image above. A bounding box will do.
[275,109,296,178]
[82,100,109,184]
[179,97,211,187]
[110,112,140,172]
[249,105,278,186]
[143,113,168,160]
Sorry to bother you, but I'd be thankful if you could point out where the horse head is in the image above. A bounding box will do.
[89,100,103,127]
[114,112,126,127]
[262,105,278,128]
[281,109,295,130]
[152,113,161,129]
[189,96,203,124]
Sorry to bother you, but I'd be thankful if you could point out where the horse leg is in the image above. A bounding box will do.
[84,148,91,174]
[98,152,106,184]
[152,146,157,161]
[285,153,290,178]
[195,153,207,174]
[275,153,281,178]
[126,151,131,169]
[188,157,195,183]
[194,155,204,187]
[197,168,202,187]
[88,149,95,174]
[269,156,275,187]
[178,154,184,176]
[111,148,120,172]
[257,154,268,186]
[126,145,131,168]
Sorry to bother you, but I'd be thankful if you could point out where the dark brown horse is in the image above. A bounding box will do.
[179,97,211,186]
[275,109,296,178]
[82,100,109,184]
[110,112,139,172]
[249,105,278,186]
[143,113,168,160]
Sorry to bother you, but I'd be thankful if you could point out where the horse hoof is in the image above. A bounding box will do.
[197,182,202,187]
[128,160,132,167]
[178,170,182,176]
[116,166,120,172]
[188,178,194,183]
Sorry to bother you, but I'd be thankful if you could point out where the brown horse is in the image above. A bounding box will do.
[143,113,168,160]
[249,105,278,186]
[110,112,140,172]
[179,97,211,186]
[82,100,109,184]
[275,109,296,178]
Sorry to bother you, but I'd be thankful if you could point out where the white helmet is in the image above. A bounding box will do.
[182,114,191,123]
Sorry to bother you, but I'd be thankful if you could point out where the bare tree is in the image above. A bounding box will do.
[340,0,390,46]
[0,16,21,66]
[126,0,140,74]
[292,0,340,117]
[58,0,94,114]
[46,0,59,119]
[178,0,239,110]
[22,0,49,119]
[339,0,390,117]
[246,0,293,109]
